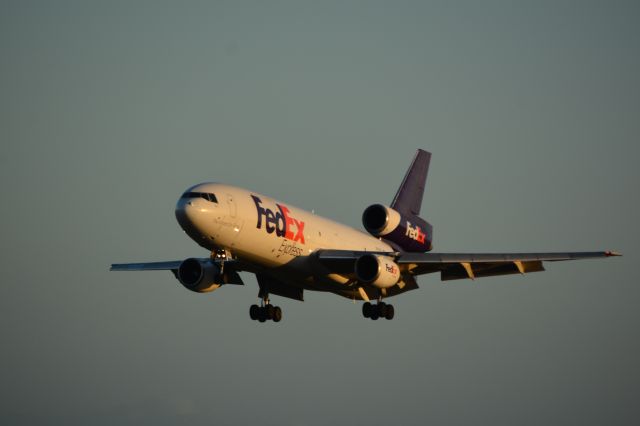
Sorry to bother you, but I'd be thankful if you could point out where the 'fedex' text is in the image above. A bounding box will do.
[405,221,426,244]
[252,195,305,244]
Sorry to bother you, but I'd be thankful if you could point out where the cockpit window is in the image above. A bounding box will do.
[181,192,218,203]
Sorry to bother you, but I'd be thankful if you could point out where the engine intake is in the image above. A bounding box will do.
[355,254,401,289]
[177,258,222,293]
[362,204,432,252]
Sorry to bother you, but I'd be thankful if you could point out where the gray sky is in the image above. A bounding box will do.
[1,1,638,424]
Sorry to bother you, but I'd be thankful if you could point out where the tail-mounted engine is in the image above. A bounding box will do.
[177,258,223,293]
[362,204,432,252]
[355,254,401,289]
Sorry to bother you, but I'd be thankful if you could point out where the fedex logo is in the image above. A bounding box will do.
[405,221,426,244]
[385,263,398,274]
[252,195,305,244]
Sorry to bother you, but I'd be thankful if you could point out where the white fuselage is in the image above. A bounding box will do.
[175,183,393,289]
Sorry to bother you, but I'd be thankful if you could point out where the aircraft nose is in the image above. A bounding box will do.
[175,198,199,230]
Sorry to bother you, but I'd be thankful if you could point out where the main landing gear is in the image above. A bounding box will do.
[362,301,395,320]
[249,297,282,323]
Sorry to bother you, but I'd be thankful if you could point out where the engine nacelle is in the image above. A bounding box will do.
[177,258,223,293]
[362,204,433,252]
[355,254,401,289]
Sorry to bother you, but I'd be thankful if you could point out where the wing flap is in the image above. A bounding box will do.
[441,260,545,281]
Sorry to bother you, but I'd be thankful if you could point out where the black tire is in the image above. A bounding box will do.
[258,307,267,322]
[266,305,275,320]
[385,304,395,320]
[249,304,260,320]
[362,302,372,318]
[378,302,387,317]
[370,308,380,320]
[273,306,282,322]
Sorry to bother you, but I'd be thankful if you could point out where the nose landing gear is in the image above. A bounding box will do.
[362,301,394,320]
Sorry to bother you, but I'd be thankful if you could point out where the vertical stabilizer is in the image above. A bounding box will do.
[390,149,431,216]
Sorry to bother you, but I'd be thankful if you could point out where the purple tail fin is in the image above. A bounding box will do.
[390,149,431,216]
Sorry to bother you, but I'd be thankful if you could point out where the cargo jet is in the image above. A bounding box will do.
[111,150,620,322]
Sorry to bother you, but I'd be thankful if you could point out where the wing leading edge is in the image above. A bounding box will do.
[110,261,183,271]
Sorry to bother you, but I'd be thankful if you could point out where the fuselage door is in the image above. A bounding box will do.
[225,193,243,246]
[227,193,237,217]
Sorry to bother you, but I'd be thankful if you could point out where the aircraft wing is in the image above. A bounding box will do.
[316,250,621,281]
[110,259,243,272]
[110,261,183,271]
[110,259,246,286]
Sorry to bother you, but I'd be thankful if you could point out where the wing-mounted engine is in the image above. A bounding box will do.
[177,258,223,293]
[362,204,433,252]
[355,254,401,289]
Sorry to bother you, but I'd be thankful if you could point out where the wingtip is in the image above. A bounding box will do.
[605,251,622,257]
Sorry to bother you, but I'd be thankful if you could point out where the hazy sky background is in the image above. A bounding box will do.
[1,1,638,424]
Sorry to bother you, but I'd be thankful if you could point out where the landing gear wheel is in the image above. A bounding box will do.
[258,309,267,322]
[363,301,396,321]
[251,289,284,323]
[384,304,395,320]
[266,304,275,320]
[370,307,380,320]
[378,302,388,318]
[273,306,282,322]
[249,304,260,320]
[362,302,372,318]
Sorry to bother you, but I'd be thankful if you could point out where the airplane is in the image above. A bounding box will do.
[111,150,620,322]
